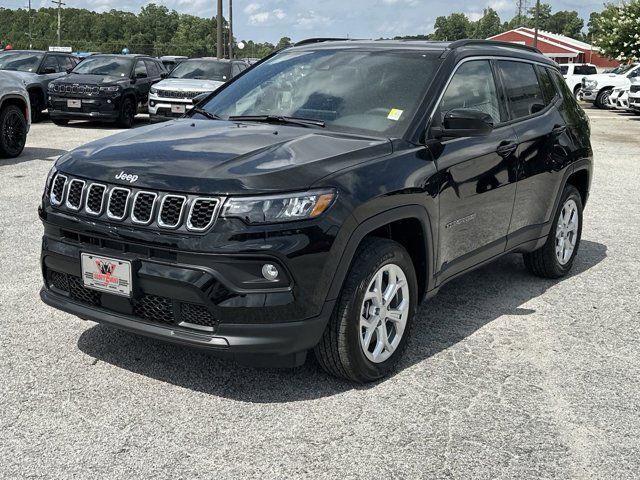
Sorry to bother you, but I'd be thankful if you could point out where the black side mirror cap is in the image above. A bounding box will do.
[192,92,209,105]
[438,108,495,138]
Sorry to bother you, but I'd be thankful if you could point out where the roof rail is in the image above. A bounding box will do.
[448,39,542,55]
[293,38,351,47]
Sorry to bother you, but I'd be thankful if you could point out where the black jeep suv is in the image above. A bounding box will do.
[47,54,166,128]
[40,40,592,382]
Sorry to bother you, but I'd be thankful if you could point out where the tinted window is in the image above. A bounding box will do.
[548,68,578,104]
[144,60,158,76]
[440,60,502,124]
[169,59,232,81]
[135,60,148,78]
[59,55,75,71]
[574,65,597,75]
[537,66,557,104]
[560,65,569,75]
[232,64,241,76]
[41,55,61,73]
[497,61,546,119]
[72,56,133,76]
[0,52,44,72]
[201,49,441,137]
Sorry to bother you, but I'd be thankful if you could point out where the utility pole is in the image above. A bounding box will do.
[28,0,33,49]
[51,0,65,46]
[533,0,540,48]
[228,0,233,59]
[216,0,223,59]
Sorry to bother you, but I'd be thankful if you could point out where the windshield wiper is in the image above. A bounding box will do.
[228,115,325,128]
[191,107,222,120]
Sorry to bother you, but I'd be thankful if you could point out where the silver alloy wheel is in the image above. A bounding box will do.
[359,263,410,363]
[555,199,579,265]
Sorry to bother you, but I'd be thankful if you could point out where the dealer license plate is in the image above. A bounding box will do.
[171,104,186,114]
[67,99,81,108]
[81,253,132,297]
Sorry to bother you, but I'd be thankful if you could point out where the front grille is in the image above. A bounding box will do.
[133,294,174,324]
[51,84,100,95]
[158,195,186,228]
[50,175,222,232]
[181,303,217,329]
[85,184,106,215]
[631,85,640,93]
[187,198,220,231]
[155,89,201,99]
[50,174,67,206]
[50,270,70,291]
[65,179,85,210]
[68,275,101,306]
[107,187,130,220]
[131,191,157,225]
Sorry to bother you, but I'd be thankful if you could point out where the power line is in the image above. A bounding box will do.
[51,0,65,46]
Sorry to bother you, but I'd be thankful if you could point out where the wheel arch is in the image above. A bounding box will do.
[26,85,46,107]
[566,165,591,207]
[326,205,435,304]
[0,94,30,125]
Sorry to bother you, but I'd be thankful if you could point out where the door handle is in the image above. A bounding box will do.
[496,141,517,158]
[552,124,567,136]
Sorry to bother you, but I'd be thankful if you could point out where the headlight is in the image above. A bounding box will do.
[48,83,55,91]
[222,189,336,224]
[99,85,120,94]
[584,79,598,89]
[150,86,157,95]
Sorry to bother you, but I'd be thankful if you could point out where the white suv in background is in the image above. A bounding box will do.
[560,63,597,98]
[581,63,640,108]
[148,58,249,122]
[627,79,640,113]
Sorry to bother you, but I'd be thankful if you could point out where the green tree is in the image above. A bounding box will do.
[546,11,584,38]
[593,0,640,61]
[432,13,471,41]
[472,8,503,39]
[276,36,293,50]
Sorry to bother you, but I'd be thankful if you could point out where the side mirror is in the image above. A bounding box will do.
[437,108,494,138]
[42,66,57,74]
[192,92,209,105]
[160,72,168,79]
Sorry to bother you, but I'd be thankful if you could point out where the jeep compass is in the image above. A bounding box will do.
[40,39,592,382]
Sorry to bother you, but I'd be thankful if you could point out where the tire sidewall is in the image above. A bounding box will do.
[596,88,612,109]
[119,96,135,128]
[342,243,418,381]
[546,186,583,276]
[0,105,27,158]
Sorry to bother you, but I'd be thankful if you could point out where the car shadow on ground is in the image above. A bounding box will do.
[77,240,607,403]
[1,147,68,166]
[36,111,150,130]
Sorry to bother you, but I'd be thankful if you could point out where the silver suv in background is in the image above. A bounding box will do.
[148,58,249,122]
[0,71,30,158]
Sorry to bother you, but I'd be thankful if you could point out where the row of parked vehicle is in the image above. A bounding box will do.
[0,49,251,156]
[569,62,640,111]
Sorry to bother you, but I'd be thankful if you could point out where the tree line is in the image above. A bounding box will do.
[0,3,286,58]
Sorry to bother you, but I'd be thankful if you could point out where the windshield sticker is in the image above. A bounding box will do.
[387,108,403,121]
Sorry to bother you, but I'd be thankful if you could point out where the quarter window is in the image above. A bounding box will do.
[537,66,557,104]
[439,60,502,124]
[497,61,546,119]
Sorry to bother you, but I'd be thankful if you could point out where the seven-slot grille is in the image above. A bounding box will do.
[49,173,221,232]
[51,84,100,95]
[154,89,202,99]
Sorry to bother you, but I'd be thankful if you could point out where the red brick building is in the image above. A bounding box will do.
[488,27,620,69]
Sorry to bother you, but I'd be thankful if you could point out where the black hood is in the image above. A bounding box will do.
[56,119,392,194]
[53,73,126,85]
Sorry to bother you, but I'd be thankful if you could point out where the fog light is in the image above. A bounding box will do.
[262,264,279,281]
[107,99,111,104]
[150,101,155,107]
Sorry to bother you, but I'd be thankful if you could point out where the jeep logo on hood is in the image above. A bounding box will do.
[115,171,139,183]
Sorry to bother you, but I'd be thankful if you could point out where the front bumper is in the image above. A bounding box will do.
[148,96,194,122]
[628,94,640,110]
[48,94,121,121]
[580,89,597,102]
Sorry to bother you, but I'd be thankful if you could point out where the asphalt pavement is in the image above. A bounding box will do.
[1,108,638,479]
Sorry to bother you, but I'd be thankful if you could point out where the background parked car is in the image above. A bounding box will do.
[608,85,631,111]
[627,79,640,113]
[159,55,188,72]
[560,63,597,99]
[0,71,30,158]
[148,58,248,122]
[47,54,166,128]
[581,63,640,108]
[0,50,79,122]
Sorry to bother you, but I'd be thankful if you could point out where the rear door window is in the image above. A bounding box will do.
[41,55,61,73]
[497,60,546,120]
[135,60,148,78]
[574,65,597,75]
[439,60,502,124]
[144,60,159,77]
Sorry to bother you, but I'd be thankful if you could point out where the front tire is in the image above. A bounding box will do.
[523,184,583,279]
[116,96,136,128]
[314,238,418,382]
[595,88,613,109]
[52,118,68,126]
[0,104,28,158]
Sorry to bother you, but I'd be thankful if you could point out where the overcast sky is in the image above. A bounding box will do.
[4,0,607,43]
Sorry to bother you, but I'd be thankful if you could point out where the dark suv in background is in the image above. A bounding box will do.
[0,50,79,122]
[40,40,592,382]
[47,54,166,128]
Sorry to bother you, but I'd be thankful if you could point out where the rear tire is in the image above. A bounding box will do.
[0,104,28,158]
[595,88,613,109]
[52,119,68,126]
[116,96,136,128]
[314,237,418,382]
[523,184,583,279]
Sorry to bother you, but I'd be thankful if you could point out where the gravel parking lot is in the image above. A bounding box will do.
[1,107,639,479]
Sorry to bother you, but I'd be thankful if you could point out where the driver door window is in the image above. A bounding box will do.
[135,61,148,78]
[439,60,502,124]
[41,55,61,73]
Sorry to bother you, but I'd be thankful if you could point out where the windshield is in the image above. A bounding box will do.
[199,49,440,137]
[169,60,232,81]
[611,64,637,75]
[0,52,44,72]
[71,56,133,76]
